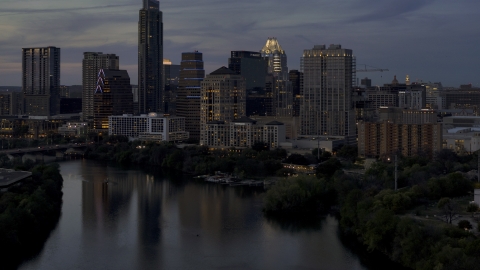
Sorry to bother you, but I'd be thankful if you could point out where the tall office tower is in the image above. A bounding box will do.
[93,69,133,131]
[260,38,292,117]
[22,46,60,116]
[176,52,204,141]
[163,59,180,114]
[138,0,163,114]
[228,51,267,92]
[289,70,302,117]
[229,51,268,117]
[300,44,356,144]
[199,67,246,145]
[82,52,119,120]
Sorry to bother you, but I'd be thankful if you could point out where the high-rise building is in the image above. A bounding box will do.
[93,69,133,131]
[138,0,163,114]
[22,46,60,116]
[176,52,204,141]
[82,52,119,120]
[163,59,180,114]
[300,44,356,144]
[260,38,292,117]
[229,51,269,117]
[199,67,246,145]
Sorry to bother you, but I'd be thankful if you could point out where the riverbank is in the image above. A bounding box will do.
[1,163,63,269]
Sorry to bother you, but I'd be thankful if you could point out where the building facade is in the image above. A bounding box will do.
[163,59,180,114]
[228,51,267,92]
[108,113,188,142]
[200,67,246,146]
[289,70,302,117]
[22,46,60,116]
[300,44,355,144]
[358,121,442,159]
[82,52,119,120]
[176,52,204,141]
[203,117,286,149]
[138,0,163,114]
[93,69,133,131]
[444,87,480,114]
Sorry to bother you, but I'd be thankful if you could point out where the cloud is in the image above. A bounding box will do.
[0,0,480,86]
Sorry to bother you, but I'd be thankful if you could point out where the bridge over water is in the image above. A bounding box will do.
[0,143,89,162]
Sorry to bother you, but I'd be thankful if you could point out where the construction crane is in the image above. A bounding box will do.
[356,64,389,73]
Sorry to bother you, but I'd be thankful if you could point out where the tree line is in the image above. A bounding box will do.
[0,163,63,268]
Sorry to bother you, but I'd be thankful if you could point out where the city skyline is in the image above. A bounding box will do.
[0,0,479,87]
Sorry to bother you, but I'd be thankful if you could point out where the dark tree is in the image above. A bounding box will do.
[336,145,358,162]
[437,197,459,224]
[252,141,270,152]
[284,154,309,165]
[458,220,472,230]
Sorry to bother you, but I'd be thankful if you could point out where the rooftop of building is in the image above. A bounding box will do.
[261,37,285,54]
[111,113,183,119]
[232,116,257,124]
[210,66,236,75]
[206,120,225,125]
[444,116,480,119]
[266,121,284,125]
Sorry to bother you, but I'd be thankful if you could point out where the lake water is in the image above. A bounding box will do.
[19,159,392,270]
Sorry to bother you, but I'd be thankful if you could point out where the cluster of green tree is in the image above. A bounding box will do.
[264,148,480,268]
[340,186,480,269]
[84,137,290,178]
[338,151,480,269]
[263,176,330,214]
[0,163,63,268]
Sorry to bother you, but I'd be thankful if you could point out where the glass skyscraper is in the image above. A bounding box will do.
[176,52,204,141]
[22,46,60,116]
[82,52,119,120]
[138,0,163,114]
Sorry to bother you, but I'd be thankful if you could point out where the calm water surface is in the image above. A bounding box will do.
[20,160,372,270]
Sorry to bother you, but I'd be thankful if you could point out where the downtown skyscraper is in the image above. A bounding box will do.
[138,0,163,114]
[260,38,292,117]
[300,44,356,144]
[22,46,60,116]
[93,69,133,131]
[82,52,119,120]
[176,52,204,141]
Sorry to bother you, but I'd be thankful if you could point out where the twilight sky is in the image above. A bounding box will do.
[0,0,479,87]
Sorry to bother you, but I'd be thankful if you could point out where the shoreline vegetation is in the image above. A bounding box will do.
[0,162,63,269]
[64,136,480,269]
